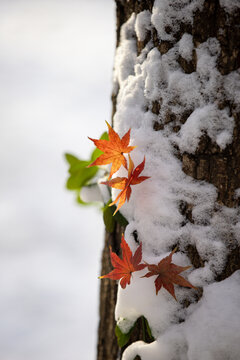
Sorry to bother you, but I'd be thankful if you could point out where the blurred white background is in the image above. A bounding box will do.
[0,0,115,359]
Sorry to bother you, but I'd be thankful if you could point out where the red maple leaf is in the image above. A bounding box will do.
[99,234,146,289]
[142,249,197,300]
[102,155,150,215]
[88,121,136,179]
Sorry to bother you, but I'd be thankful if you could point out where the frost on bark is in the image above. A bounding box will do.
[97,1,240,359]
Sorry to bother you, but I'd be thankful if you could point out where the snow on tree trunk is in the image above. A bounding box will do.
[97,1,240,359]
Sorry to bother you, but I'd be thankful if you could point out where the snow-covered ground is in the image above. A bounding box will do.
[0,1,114,359]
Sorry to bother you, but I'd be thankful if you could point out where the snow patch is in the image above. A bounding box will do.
[122,272,240,360]
[113,14,137,91]
[143,48,166,101]
[151,0,204,41]
[135,10,152,42]
[235,188,240,198]
[223,70,240,110]
[220,0,240,13]
[176,104,234,153]
[185,271,240,360]
[178,33,194,61]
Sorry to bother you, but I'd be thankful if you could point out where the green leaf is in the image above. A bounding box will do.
[103,205,115,233]
[65,152,100,206]
[76,192,88,205]
[64,152,99,191]
[68,160,90,175]
[113,207,129,227]
[144,317,154,341]
[115,324,133,348]
[102,200,128,231]
[64,130,108,206]
[115,317,154,348]
[65,153,80,166]
[140,316,154,343]
[65,153,90,174]
[100,131,109,141]
[66,166,98,190]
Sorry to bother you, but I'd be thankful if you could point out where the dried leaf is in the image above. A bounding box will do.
[99,234,146,289]
[142,249,197,300]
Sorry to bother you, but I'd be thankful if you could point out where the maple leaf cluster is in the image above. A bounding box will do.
[88,122,149,214]
[88,122,196,300]
[100,235,196,300]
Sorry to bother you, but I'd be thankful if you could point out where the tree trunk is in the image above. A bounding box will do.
[97,1,240,359]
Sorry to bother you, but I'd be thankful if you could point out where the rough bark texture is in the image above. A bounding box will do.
[97,1,240,359]
[97,225,121,360]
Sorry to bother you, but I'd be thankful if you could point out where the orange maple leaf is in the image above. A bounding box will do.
[99,234,146,289]
[142,249,197,300]
[88,121,136,179]
[102,155,150,215]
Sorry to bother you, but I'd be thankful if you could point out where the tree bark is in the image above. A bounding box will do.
[97,224,122,360]
[97,1,240,359]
